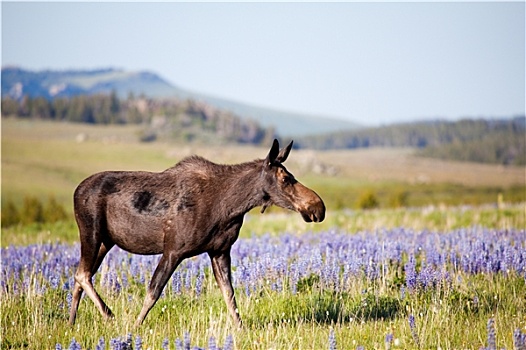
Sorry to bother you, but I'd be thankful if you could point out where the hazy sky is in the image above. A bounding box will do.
[2,2,524,125]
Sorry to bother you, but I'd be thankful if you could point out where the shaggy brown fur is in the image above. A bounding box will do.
[68,139,325,327]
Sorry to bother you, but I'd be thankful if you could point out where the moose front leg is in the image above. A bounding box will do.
[209,251,242,327]
[135,251,182,327]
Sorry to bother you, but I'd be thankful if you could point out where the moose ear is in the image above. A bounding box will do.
[265,139,280,166]
[276,140,293,163]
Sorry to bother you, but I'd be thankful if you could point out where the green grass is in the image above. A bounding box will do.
[2,119,525,349]
[2,256,524,349]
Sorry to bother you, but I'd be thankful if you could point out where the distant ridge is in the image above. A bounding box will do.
[295,117,526,165]
[1,67,359,136]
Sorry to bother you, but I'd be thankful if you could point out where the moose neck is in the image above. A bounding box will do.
[216,159,267,220]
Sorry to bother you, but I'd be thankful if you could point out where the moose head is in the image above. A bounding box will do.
[260,139,326,223]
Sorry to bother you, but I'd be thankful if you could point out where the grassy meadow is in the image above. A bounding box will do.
[1,118,526,349]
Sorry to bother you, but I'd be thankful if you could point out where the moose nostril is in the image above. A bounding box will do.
[315,207,325,222]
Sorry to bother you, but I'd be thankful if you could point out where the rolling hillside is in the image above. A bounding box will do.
[2,119,524,214]
[1,67,358,136]
[296,117,526,165]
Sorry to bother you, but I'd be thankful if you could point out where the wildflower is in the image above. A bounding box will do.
[513,328,526,350]
[125,333,132,349]
[183,332,191,350]
[404,256,417,291]
[96,337,106,350]
[223,335,234,350]
[486,318,496,350]
[328,328,337,350]
[175,338,184,350]
[195,268,203,296]
[68,338,81,350]
[408,314,419,347]
[385,333,393,349]
[134,336,143,350]
[473,296,479,307]
[208,336,217,350]
[162,337,169,350]
[66,293,73,309]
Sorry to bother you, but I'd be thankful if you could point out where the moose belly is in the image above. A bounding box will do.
[105,202,166,255]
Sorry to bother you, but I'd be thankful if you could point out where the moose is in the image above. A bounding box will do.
[68,139,325,327]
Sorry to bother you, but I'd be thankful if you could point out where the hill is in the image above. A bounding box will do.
[2,118,524,218]
[1,67,358,136]
[296,117,526,165]
[1,93,275,145]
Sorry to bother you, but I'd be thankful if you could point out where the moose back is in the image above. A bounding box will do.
[68,139,325,327]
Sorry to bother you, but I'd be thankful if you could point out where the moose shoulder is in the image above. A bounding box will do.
[69,139,325,327]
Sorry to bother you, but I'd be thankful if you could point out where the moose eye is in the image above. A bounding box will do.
[281,175,295,185]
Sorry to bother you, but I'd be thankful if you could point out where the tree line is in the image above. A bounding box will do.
[296,117,525,165]
[1,93,276,145]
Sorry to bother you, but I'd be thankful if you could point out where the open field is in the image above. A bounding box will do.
[1,119,526,349]
[2,118,525,212]
[2,227,525,349]
[3,228,526,349]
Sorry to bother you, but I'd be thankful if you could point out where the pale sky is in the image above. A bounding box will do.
[2,1,525,125]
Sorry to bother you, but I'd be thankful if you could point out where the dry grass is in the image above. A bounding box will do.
[2,118,524,211]
[305,148,525,187]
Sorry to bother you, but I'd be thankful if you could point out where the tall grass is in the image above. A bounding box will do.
[2,227,525,349]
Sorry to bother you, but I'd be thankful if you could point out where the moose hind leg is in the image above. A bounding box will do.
[68,280,84,325]
[68,238,112,325]
[71,240,114,323]
[209,251,242,327]
[135,252,182,327]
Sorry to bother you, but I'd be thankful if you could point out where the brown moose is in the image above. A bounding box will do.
[68,139,325,327]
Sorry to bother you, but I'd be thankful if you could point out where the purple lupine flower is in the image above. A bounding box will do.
[513,328,526,350]
[408,314,419,347]
[134,336,142,350]
[208,336,217,350]
[405,256,417,291]
[121,271,129,288]
[55,344,62,350]
[162,337,169,350]
[96,337,106,350]
[66,292,73,309]
[68,338,81,350]
[184,332,191,350]
[486,318,496,350]
[110,337,121,350]
[184,269,192,291]
[195,268,204,297]
[125,333,132,350]
[473,296,479,308]
[417,264,438,290]
[400,286,406,300]
[328,328,336,350]
[175,338,184,350]
[172,271,182,294]
[49,275,60,289]
[223,335,234,350]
